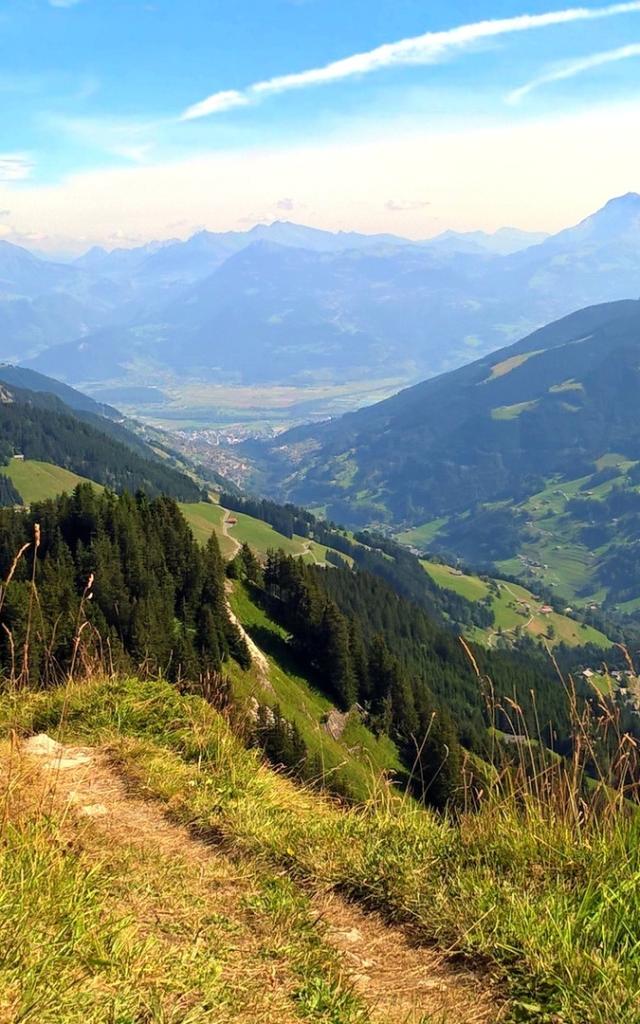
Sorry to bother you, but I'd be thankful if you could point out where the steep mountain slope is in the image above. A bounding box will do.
[0,239,77,295]
[26,195,640,391]
[0,381,203,501]
[0,364,119,419]
[254,299,640,515]
[251,299,640,610]
[30,240,463,384]
[0,240,132,361]
[3,459,104,504]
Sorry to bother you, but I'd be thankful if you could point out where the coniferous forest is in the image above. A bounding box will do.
[0,385,205,502]
[0,478,592,809]
[230,546,586,806]
[0,473,22,508]
[0,485,248,686]
[221,491,494,632]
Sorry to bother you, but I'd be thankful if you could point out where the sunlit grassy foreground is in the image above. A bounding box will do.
[3,676,640,1023]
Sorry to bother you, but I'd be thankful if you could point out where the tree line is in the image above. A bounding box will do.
[0,473,22,507]
[0,484,248,685]
[221,492,494,632]
[0,388,204,502]
[228,548,577,807]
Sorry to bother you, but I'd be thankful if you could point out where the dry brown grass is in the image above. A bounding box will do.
[7,735,502,1024]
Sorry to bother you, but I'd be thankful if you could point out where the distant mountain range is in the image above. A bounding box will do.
[427,226,548,255]
[4,194,638,394]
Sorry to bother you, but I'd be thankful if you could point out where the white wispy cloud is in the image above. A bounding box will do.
[385,199,431,212]
[49,0,84,8]
[45,114,161,163]
[0,154,34,182]
[186,90,250,115]
[181,2,640,120]
[508,42,640,102]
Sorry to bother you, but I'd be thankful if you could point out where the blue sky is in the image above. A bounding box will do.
[2,0,640,250]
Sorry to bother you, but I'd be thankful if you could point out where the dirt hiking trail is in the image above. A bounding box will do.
[221,514,242,558]
[19,734,502,1024]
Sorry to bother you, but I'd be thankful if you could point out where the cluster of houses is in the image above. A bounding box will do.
[581,668,640,717]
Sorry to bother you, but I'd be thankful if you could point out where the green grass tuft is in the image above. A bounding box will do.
[4,675,640,1022]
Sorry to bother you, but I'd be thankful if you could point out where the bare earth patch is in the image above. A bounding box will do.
[318,892,502,1024]
[20,735,501,1024]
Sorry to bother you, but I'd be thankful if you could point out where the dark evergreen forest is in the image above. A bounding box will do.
[221,492,494,632]
[0,485,248,685]
[230,547,578,806]
[0,388,204,502]
[0,479,609,808]
[0,473,22,507]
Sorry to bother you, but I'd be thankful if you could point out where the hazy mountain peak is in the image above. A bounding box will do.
[428,226,548,255]
[0,238,39,260]
[546,192,640,250]
[588,192,640,226]
[74,245,110,267]
[602,191,640,208]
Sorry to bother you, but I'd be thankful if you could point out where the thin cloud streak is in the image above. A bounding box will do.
[0,153,34,182]
[181,2,640,120]
[508,42,640,102]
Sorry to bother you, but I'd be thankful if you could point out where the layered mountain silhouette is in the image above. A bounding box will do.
[3,194,638,390]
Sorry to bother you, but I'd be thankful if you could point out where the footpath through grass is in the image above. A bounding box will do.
[0,736,370,1024]
[4,676,640,1023]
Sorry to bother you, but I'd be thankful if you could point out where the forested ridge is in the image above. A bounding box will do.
[0,471,630,815]
[0,383,204,502]
[221,491,494,632]
[0,485,248,685]
[229,546,587,805]
[253,300,640,526]
[0,363,119,420]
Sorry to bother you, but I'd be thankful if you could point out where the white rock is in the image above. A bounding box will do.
[23,734,63,757]
[79,804,109,818]
[42,753,92,770]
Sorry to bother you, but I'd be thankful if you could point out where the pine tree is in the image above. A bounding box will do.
[318,600,356,709]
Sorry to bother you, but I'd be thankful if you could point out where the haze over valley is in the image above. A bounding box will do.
[5,3,640,1020]
[0,192,636,433]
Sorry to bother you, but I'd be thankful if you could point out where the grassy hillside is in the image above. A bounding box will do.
[254,301,640,617]
[178,499,236,554]
[421,560,611,649]
[180,498,352,567]
[253,299,640,520]
[227,581,402,801]
[0,465,299,567]
[494,457,640,609]
[3,457,103,504]
[3,674,640,1023]
[401,452,640,617]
